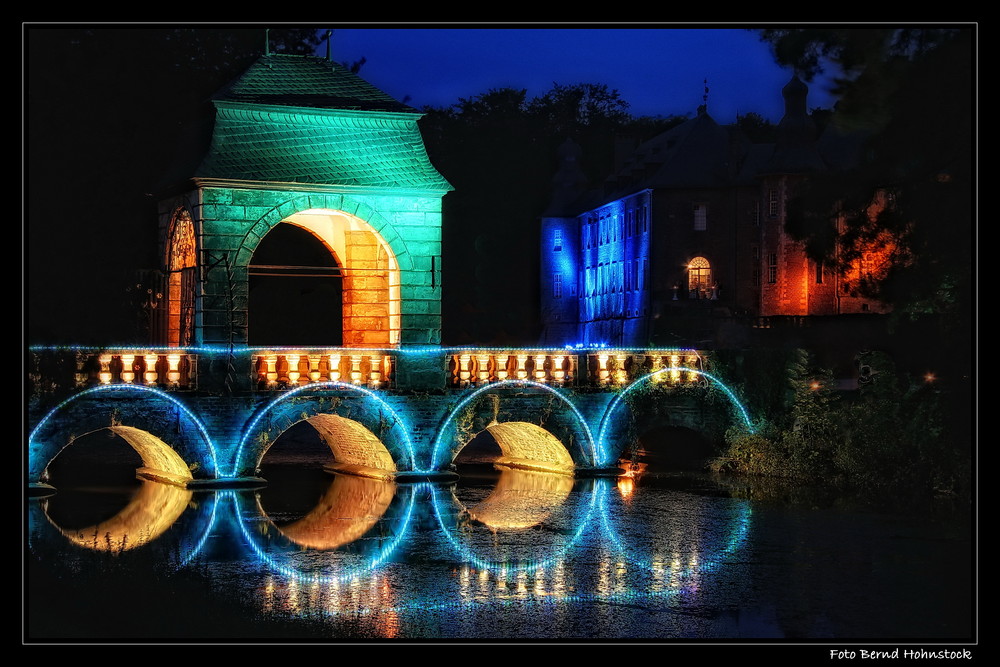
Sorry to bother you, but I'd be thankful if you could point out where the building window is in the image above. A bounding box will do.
[768,188,779,217]
[753,200,761,226]
[688,256,712,299]
[553,228,562,252]
[768,253,778,284]
[752,245,761,286]
[693,203,707,231]
[815,260,824,284]
[553,273,562,298]
[166,208,197,347]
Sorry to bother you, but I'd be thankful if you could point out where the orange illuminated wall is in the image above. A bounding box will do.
[166,209,197,346]
[282,209,401,348]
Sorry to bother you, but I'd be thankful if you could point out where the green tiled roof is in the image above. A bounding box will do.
[214,54,414,113]
[197,55,451,191]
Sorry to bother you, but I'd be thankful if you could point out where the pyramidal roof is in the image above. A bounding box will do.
[212,53,415,113]
[190,54,451,192]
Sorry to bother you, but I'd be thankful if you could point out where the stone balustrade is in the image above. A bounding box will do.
[29,347,703,396]
[40,351,199,390]
[446,349,702,388]
[251,351,395,390]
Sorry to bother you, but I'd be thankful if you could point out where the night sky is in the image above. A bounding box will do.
[321,26,839,121]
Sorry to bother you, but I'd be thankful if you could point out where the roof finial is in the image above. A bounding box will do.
[265,28,270,57]
[325,30,333,61]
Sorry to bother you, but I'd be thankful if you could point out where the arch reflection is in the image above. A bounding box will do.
[234,477,415,584]
[263,473,398,551]
[43,479,192,552]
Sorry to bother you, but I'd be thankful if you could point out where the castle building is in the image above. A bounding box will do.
[151,52,451,350]
[540,75,890,348]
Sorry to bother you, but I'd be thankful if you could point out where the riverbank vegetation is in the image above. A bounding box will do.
[709,348,971,509]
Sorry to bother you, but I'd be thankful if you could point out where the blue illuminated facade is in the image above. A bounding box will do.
[540,76,878,348]
[541,108,764,347]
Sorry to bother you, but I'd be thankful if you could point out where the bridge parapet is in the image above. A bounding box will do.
[28,348,199,395]
[28,346,706,398]
[250,350,395,390]
[446,349,704,389]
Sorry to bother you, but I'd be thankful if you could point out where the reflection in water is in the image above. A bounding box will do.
[263,473,397,550]
[27,468,972,640]
[463,468,574,530]
[235,477,415,585]
[45,480,192,552]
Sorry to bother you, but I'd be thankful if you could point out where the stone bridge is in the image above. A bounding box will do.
[26,346,756,493]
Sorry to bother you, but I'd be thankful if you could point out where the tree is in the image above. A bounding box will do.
[25,27,321,343]
[420,83,681,345]
[756,28,974,329]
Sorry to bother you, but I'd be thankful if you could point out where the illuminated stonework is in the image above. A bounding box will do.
[540,74,893,346]
[154,54,450,349]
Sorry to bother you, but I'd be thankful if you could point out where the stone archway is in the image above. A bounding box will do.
[248,208,401,348]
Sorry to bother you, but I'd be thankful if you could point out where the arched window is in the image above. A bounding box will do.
[166,209,197,346]
[687,256,712,300]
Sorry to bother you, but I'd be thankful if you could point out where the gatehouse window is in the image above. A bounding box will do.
[166,208,197,347]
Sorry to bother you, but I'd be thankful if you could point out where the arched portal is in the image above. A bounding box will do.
[248,209,401,347]
[619,425,717,473]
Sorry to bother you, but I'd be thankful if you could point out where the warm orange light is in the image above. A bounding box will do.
[924,372,937,383]
[810,380,821,391]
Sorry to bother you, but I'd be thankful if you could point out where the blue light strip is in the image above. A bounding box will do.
[29,344,701,356]
[427,479,598,576]
[231,482,417,585]
[596,479,753,579]
[230,380,416,478]
[179,490,222,567]
[429,379,596,470]
[596,368,756,466]
[28,383,220,478]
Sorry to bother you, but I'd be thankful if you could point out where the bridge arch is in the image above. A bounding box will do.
[28,384,218,488]
[432,379,596,473]
[596,367,756,467]
[234,381,415,480]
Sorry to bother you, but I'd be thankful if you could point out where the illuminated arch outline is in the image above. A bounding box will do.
[596,480,753,587]
[231,381,416,478]
[429,379,596,471]
[595,368,756,467]
[427,480,599,576]
[28,383,219,480]
[229,482,417,585]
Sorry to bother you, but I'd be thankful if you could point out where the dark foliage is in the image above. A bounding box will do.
[26,27,321,344]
